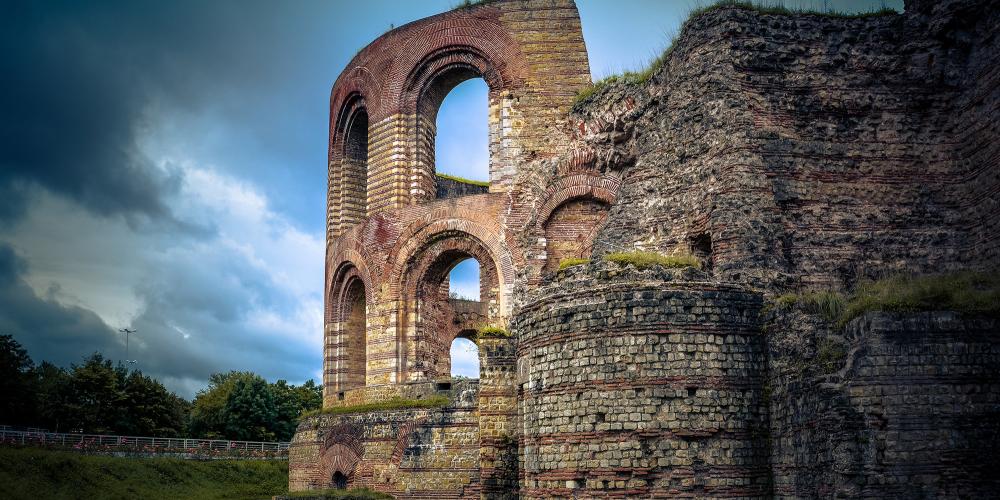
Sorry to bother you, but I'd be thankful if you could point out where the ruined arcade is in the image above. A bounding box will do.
[289,0,1000,498]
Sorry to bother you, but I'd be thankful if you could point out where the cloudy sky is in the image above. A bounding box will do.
[0,0,901,398]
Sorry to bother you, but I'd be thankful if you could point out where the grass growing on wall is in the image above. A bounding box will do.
[0,447,287,500]
[557,258,590,271]
[477,326,511,339]
[773,270,1000,328]
[301,395,451,419]
[604,251,701,270]
[572,0,898,110]
[437,172,489,187]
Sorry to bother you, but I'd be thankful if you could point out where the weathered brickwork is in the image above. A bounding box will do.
[292,0,1000,497]
[765,311,1000,498]
[327,0,590,237]
[515,264,770,498]
[576,0,999,291]
[290,380,483,498]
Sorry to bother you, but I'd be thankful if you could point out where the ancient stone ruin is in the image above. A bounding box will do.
[289,0,999,497]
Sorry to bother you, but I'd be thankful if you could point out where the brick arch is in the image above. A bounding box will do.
[326,247,375,314]
[325,0,590,228]
[388,13,527,116]
[318,423,363,488]
[532,174,621,275]
[324,256,374,400]
[401,234,499,380]
[387,216,512,382]
[388,216,515,311]
[537,173,622,225]
[390,19,528,203]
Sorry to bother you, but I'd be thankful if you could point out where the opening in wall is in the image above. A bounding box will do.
[448,259,481,378]
[690,233,713,271]
[448,258,481,301]
[342,106,368,221]
[342,278,366,389]
[450,337,480,378]
[433,78,489,198]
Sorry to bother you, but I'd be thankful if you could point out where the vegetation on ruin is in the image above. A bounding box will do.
[557,258,590,271]
[477,326,511,339]
[0,447,287,500]
[300,395,451,419]
[772,270,1000,328]
[452,0,498,11]
[437,172,490,187]
[603,250,701,270]
[284,488,392,499]
[572,0,898,110]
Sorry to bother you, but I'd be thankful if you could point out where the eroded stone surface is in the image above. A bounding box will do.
[291,0,1000,497]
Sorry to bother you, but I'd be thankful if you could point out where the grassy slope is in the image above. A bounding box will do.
[0,447,287,500]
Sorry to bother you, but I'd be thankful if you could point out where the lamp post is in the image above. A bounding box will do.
[118,328,137,364]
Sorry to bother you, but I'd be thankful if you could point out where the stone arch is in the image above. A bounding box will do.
[328,64,383,238]
[389,215,514,313]
[536,174,621,274]
[318,423,363,489]
[331,95,369,232]
[401,47,502,202]
[325,0,590,222]
[324,259,373,402]
[389,220,510,382]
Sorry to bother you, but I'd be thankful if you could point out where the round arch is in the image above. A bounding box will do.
[391,225,507,382]
[325,260,373,399]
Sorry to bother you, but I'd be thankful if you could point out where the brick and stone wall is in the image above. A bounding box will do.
[574,0,999,291]
[326,0,591,238]
[514,264,770,498]
[297,0,1000,496]
[765,310,1000,498]
[436,175,489,200]
[290,380,482,498]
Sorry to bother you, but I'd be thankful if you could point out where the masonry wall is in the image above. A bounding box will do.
[514,264,770,498]
[574,0,999,291]
[290,380,482,498]
[765,310,1000,498]
[327,0,591,237]
[436,175,489,200]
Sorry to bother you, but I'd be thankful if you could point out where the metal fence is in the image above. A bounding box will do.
[0,429,289,454]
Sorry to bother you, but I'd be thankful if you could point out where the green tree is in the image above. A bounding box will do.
[63,354,124,433]
[33,361,72,432]
[0,334,36,425]
[117,370,187,436]
[223,374,276,441]
[270,379,321,441]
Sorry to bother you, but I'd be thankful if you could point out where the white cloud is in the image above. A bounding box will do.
[0,158,325,398]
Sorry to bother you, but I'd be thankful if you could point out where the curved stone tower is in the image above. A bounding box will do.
[515,265,769,498]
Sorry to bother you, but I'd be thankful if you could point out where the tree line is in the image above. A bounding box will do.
[0,334,320,442]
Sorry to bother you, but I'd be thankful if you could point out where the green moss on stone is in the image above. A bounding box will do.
[604,251,701,270]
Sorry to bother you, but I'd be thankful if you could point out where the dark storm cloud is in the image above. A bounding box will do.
[0,243,119,366]
[0,0,319,226]
[124,242,320,396]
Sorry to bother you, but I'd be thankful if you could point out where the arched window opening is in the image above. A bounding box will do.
[543,198,610,274]
[429,77,490,199]
[342,107,368,222]
[450,336,480,378]
[342,278,366,389]
[332,471,348,490]
[448,258,481,301]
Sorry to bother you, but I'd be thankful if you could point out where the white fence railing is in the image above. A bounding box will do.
[0,429,289,454]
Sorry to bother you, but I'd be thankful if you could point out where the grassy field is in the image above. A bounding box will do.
[0,447,288,500]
